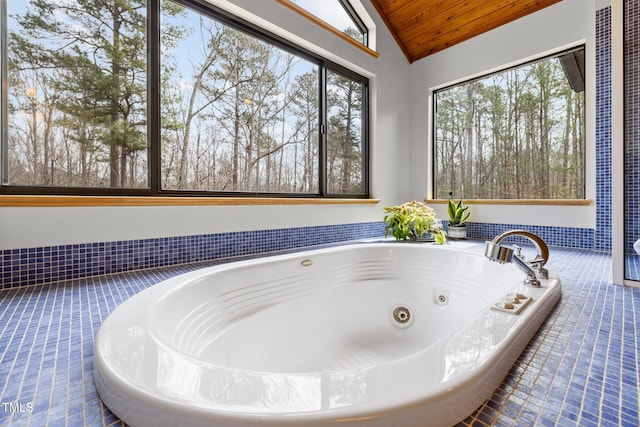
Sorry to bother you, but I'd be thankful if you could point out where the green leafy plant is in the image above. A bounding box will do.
[447,192,471,226]
[383,200,446,244]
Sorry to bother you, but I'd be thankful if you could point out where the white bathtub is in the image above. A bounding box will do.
[93,242,561,427]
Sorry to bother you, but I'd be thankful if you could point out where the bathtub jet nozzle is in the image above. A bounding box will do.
[390,304,413,328]
[484,230,550,288]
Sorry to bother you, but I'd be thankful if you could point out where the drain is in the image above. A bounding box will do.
[391,304,413,328]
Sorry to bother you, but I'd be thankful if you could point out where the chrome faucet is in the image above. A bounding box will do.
[484,230,549,287]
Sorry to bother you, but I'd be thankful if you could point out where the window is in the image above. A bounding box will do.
[4,0,148,189]
[433,46,585,200]
[289,0,368,46]
[327,69,367,194]
[1,0,369,197]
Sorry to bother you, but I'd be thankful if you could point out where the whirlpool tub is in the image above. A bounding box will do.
[93,242,561,427]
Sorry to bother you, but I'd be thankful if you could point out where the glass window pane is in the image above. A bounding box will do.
[5,0,148,188]
[433,47,585,200]
[290,0,365,45]
[326,69,365,195]
[161,1,320,193]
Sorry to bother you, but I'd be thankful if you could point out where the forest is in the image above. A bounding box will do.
[5,0,365,195]
[434,50,585,200]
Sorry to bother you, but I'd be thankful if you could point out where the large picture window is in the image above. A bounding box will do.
[1,0,369,197]
[4,0,149,189]
[433,46,585,200]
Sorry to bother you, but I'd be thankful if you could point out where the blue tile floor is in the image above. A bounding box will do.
[1,241,639,426]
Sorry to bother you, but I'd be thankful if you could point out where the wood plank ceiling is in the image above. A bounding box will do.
[370,0,563,63]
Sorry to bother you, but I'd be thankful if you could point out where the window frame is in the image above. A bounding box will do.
[275,0,378,58]
[338,0,369,46]
[0,0,370,199]
[431,45,586,201]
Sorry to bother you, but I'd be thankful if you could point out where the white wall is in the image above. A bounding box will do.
[409,0,599,229]
[0,0,412,250]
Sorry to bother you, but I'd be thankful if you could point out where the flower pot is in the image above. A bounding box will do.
[448,224,467,240]
[410,227,436,242]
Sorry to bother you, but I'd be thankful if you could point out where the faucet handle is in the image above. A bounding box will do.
[512,244,522,258]
[527,257,546,269]
[527,259,549,279]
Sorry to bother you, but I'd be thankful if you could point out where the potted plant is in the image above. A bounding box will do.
[383,200,446,244]
[447,192,471,239]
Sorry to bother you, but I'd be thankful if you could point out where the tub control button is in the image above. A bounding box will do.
[505,293,526,304]
[495,301,515,310]
[491,294,533,314]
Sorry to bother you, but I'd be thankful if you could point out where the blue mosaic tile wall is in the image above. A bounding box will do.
[444,221,594,250]
[596,6,612,253]
[1,219,600,290]
[0,222,385,290]
[626,0,640,256]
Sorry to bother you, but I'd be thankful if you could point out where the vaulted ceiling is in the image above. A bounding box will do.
[370,0,564,63]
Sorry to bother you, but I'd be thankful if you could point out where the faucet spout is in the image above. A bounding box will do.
[491,230,549,266]
[484,230,550,287]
